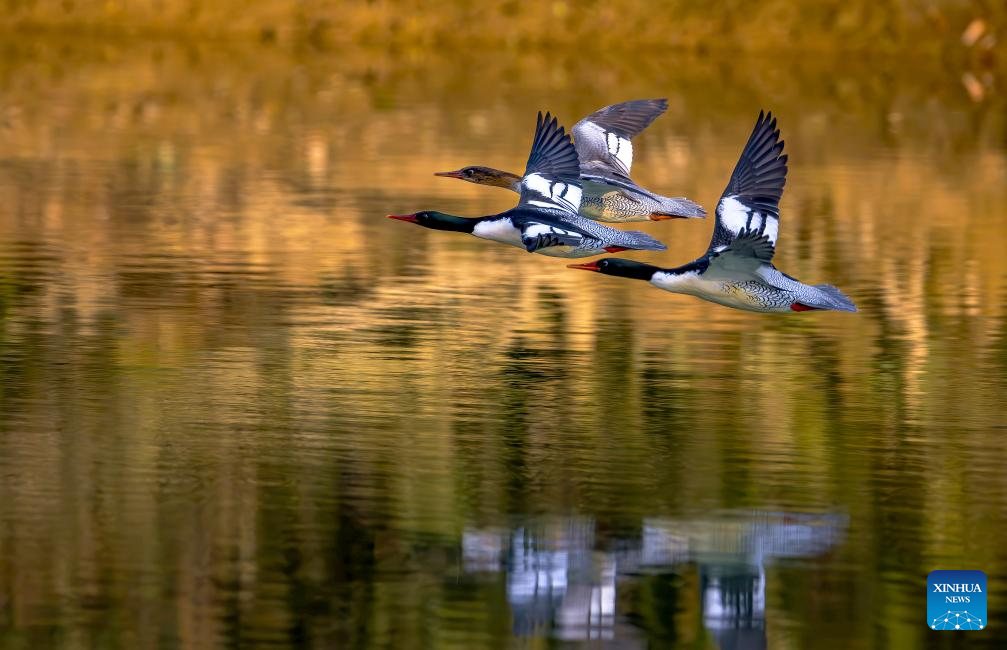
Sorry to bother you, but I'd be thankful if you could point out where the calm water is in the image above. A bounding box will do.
[0,39,1005,648]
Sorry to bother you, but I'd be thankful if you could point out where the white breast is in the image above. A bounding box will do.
[651,270,707,295]
[472,218,523,247]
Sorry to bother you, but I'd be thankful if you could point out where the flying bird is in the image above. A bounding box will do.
[388,112,668,258]
[568,111,857,313]
[434,99,705,223]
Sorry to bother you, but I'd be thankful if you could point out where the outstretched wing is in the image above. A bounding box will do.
[707,110,788,257]
[707,228,776,274]
[518,112,583,217]
[573,99,668,180]
[519,221,590,253]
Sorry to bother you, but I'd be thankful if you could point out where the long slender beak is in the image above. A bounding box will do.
[433,169,465,180]
[567,261,601,272]
[387,213,419,223]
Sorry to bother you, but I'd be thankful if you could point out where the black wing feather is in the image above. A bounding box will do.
[708,111,788,253]
[579,99,668,139]
[517,112,583,215]
[523,111,580,182]
[522,232,577,253]
[573,99,667,180]
[721,228,776,262]
[707,228,776,273]
[721,110,787,214]
[518,220,586,253]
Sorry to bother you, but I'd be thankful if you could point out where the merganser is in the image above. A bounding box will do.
[388,112,667,258]
[568,112,857,314]
[434,99,706,223]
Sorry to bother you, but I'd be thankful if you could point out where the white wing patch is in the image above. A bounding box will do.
[763,217,779,245]
[524,223,578,239]
[522,172,582,214]
[718,196,751,235]
[520,222,586,254]
[718,195,780,245]
[605,131,633,173]
[522,172,553,196]
[577,121,634,175]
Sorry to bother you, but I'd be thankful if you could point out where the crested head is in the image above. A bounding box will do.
[387,210,476,232]
[567,258,660,281]
[434,166,523,190]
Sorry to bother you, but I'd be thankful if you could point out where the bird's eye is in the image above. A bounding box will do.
[464,169,474,177]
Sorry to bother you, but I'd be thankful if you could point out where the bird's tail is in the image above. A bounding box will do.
[812,284,858,312]
[621,230,668,251]
[652,196,707,219]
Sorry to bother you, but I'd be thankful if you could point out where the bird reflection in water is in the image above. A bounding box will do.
[462,512,847,648]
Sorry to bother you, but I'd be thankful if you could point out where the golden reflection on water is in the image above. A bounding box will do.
[0,38,1005,648]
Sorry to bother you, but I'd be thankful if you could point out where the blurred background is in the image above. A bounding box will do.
[0,1,1005,648]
